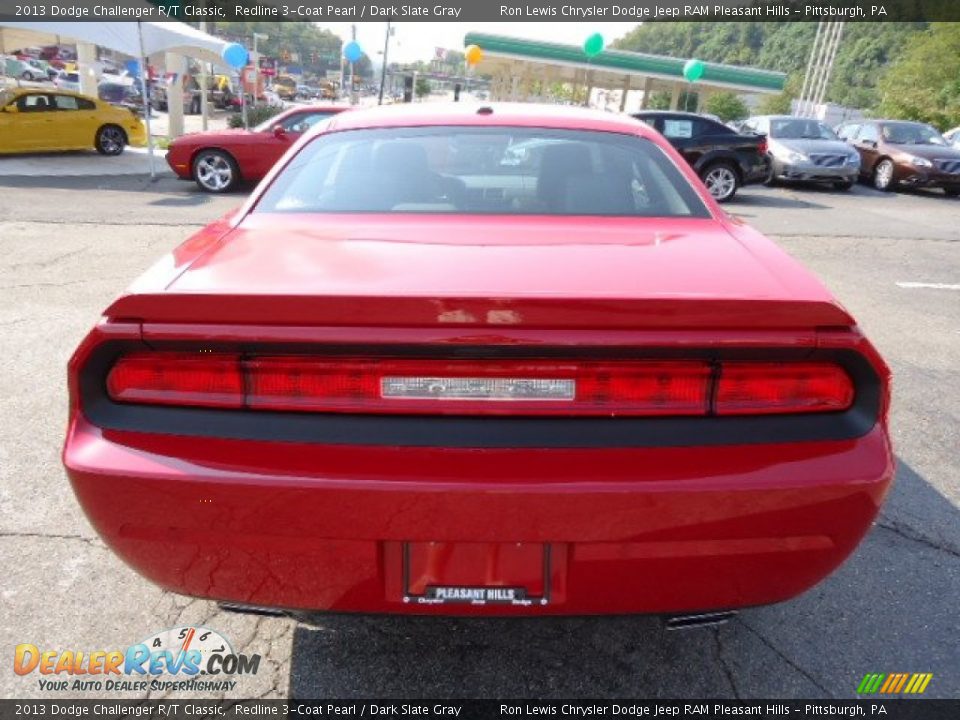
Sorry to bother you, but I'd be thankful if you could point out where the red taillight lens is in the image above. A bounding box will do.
[246,358,711,416]
[758,138,768,155]
[106,353,243,409]
[105,354,855,417]
[715,363,854,415]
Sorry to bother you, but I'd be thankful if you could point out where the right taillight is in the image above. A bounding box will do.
[715,362,854,415]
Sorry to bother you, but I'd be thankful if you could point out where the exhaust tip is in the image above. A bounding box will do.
[217,601,288,617]
[664,611,737,631]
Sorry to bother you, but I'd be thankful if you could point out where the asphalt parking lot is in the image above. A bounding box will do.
[0,174,957,700]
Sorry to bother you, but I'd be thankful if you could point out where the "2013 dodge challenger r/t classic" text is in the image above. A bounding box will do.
[63,104,893,619]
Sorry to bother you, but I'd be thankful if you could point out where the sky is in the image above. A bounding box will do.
[320,22,639,65]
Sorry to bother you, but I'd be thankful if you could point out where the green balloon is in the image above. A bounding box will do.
[583,33,604,58]
[683,58,705,83]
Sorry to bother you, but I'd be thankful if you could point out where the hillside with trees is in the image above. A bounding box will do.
[614,22,926,111]
[876,23,960,129]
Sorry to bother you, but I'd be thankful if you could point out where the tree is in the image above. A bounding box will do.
[212,22,344,76]
[645,91,672,110]
[705,92,749,122]
[415,76,431,100]
[756,73,802,115]
[876,23,960,130]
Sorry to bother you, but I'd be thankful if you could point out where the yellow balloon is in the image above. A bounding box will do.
[465,44,483,67]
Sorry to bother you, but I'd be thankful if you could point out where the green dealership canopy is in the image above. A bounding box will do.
[463,32,785,107]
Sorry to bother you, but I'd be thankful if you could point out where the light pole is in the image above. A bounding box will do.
[378,21,391,105]
[253,32,268,94]
[199,20,209,131]
[244,32,267,129]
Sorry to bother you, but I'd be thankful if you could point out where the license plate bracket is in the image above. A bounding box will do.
[402,541,551,607]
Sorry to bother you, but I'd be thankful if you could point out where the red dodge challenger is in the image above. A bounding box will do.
[165,104,348,193]
[65,104,893,620]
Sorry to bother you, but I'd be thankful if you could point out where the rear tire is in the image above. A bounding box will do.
[943,187,960,198]
[95,125,127,156]
[192,149,239,193]
[701,162,740,202]
[873,159,896,192]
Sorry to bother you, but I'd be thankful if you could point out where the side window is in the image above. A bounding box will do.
[77,98,96,111]
[662,119,694,140]
[53,95,80,111]
[857,124,879,143]
[698,119,732,136]
[646,116,664,133]
[282,112,333,134]
[16,94,51,112]
[837,124,860,141]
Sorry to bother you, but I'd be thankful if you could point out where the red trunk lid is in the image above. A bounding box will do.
[106,214,852,329]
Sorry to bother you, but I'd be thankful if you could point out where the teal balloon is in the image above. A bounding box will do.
[343,41,363,64]
[683,58,705,83]
[583,33,604,58]
[222,43,248,70]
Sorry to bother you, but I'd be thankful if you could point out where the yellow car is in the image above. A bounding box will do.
[0,87,147,156]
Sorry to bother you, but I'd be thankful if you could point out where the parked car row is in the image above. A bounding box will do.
[633,111,960,201]
[2,55,55,82]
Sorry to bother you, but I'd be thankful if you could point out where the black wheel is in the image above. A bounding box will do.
[833,179,854,191]
[873,159,896,192]
[701,162,740,202]
[192,149,240,193]
[95,125,127,156]
[21,71,32,80]
[943,187,960,198]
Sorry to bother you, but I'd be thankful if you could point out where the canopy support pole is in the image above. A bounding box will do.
[137,22,157,180]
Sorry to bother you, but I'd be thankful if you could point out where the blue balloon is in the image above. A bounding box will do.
[222,43,249,69]
[343,41,363,64]
[124,59,140,77]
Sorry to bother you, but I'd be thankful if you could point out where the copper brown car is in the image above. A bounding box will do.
[838,119,960,196]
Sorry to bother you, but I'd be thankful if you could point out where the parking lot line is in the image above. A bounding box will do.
[895,282,960,290]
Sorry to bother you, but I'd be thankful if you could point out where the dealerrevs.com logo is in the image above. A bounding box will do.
[14,626,260,693]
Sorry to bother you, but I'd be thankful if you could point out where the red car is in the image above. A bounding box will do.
[165,104,348,193]
[64,104,893,619]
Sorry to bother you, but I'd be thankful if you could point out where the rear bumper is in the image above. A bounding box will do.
[126,123,147,148]
[741,159,771,186]
[65,416,893,616]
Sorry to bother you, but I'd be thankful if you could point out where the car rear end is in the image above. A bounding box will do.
[63,108,893,616]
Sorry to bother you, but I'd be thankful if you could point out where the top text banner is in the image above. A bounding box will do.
[2,0,960,23]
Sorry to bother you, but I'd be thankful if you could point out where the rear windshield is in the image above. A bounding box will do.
[254,127,711,218]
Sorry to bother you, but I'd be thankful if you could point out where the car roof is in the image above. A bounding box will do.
[9,86,86,98]
[323,102,656,138]
[634,110,704,118]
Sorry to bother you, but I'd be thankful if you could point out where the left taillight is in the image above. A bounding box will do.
[107,353,244,409]
[104,353,855,417]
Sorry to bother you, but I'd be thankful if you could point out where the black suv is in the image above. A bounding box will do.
[632,111,770,202]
